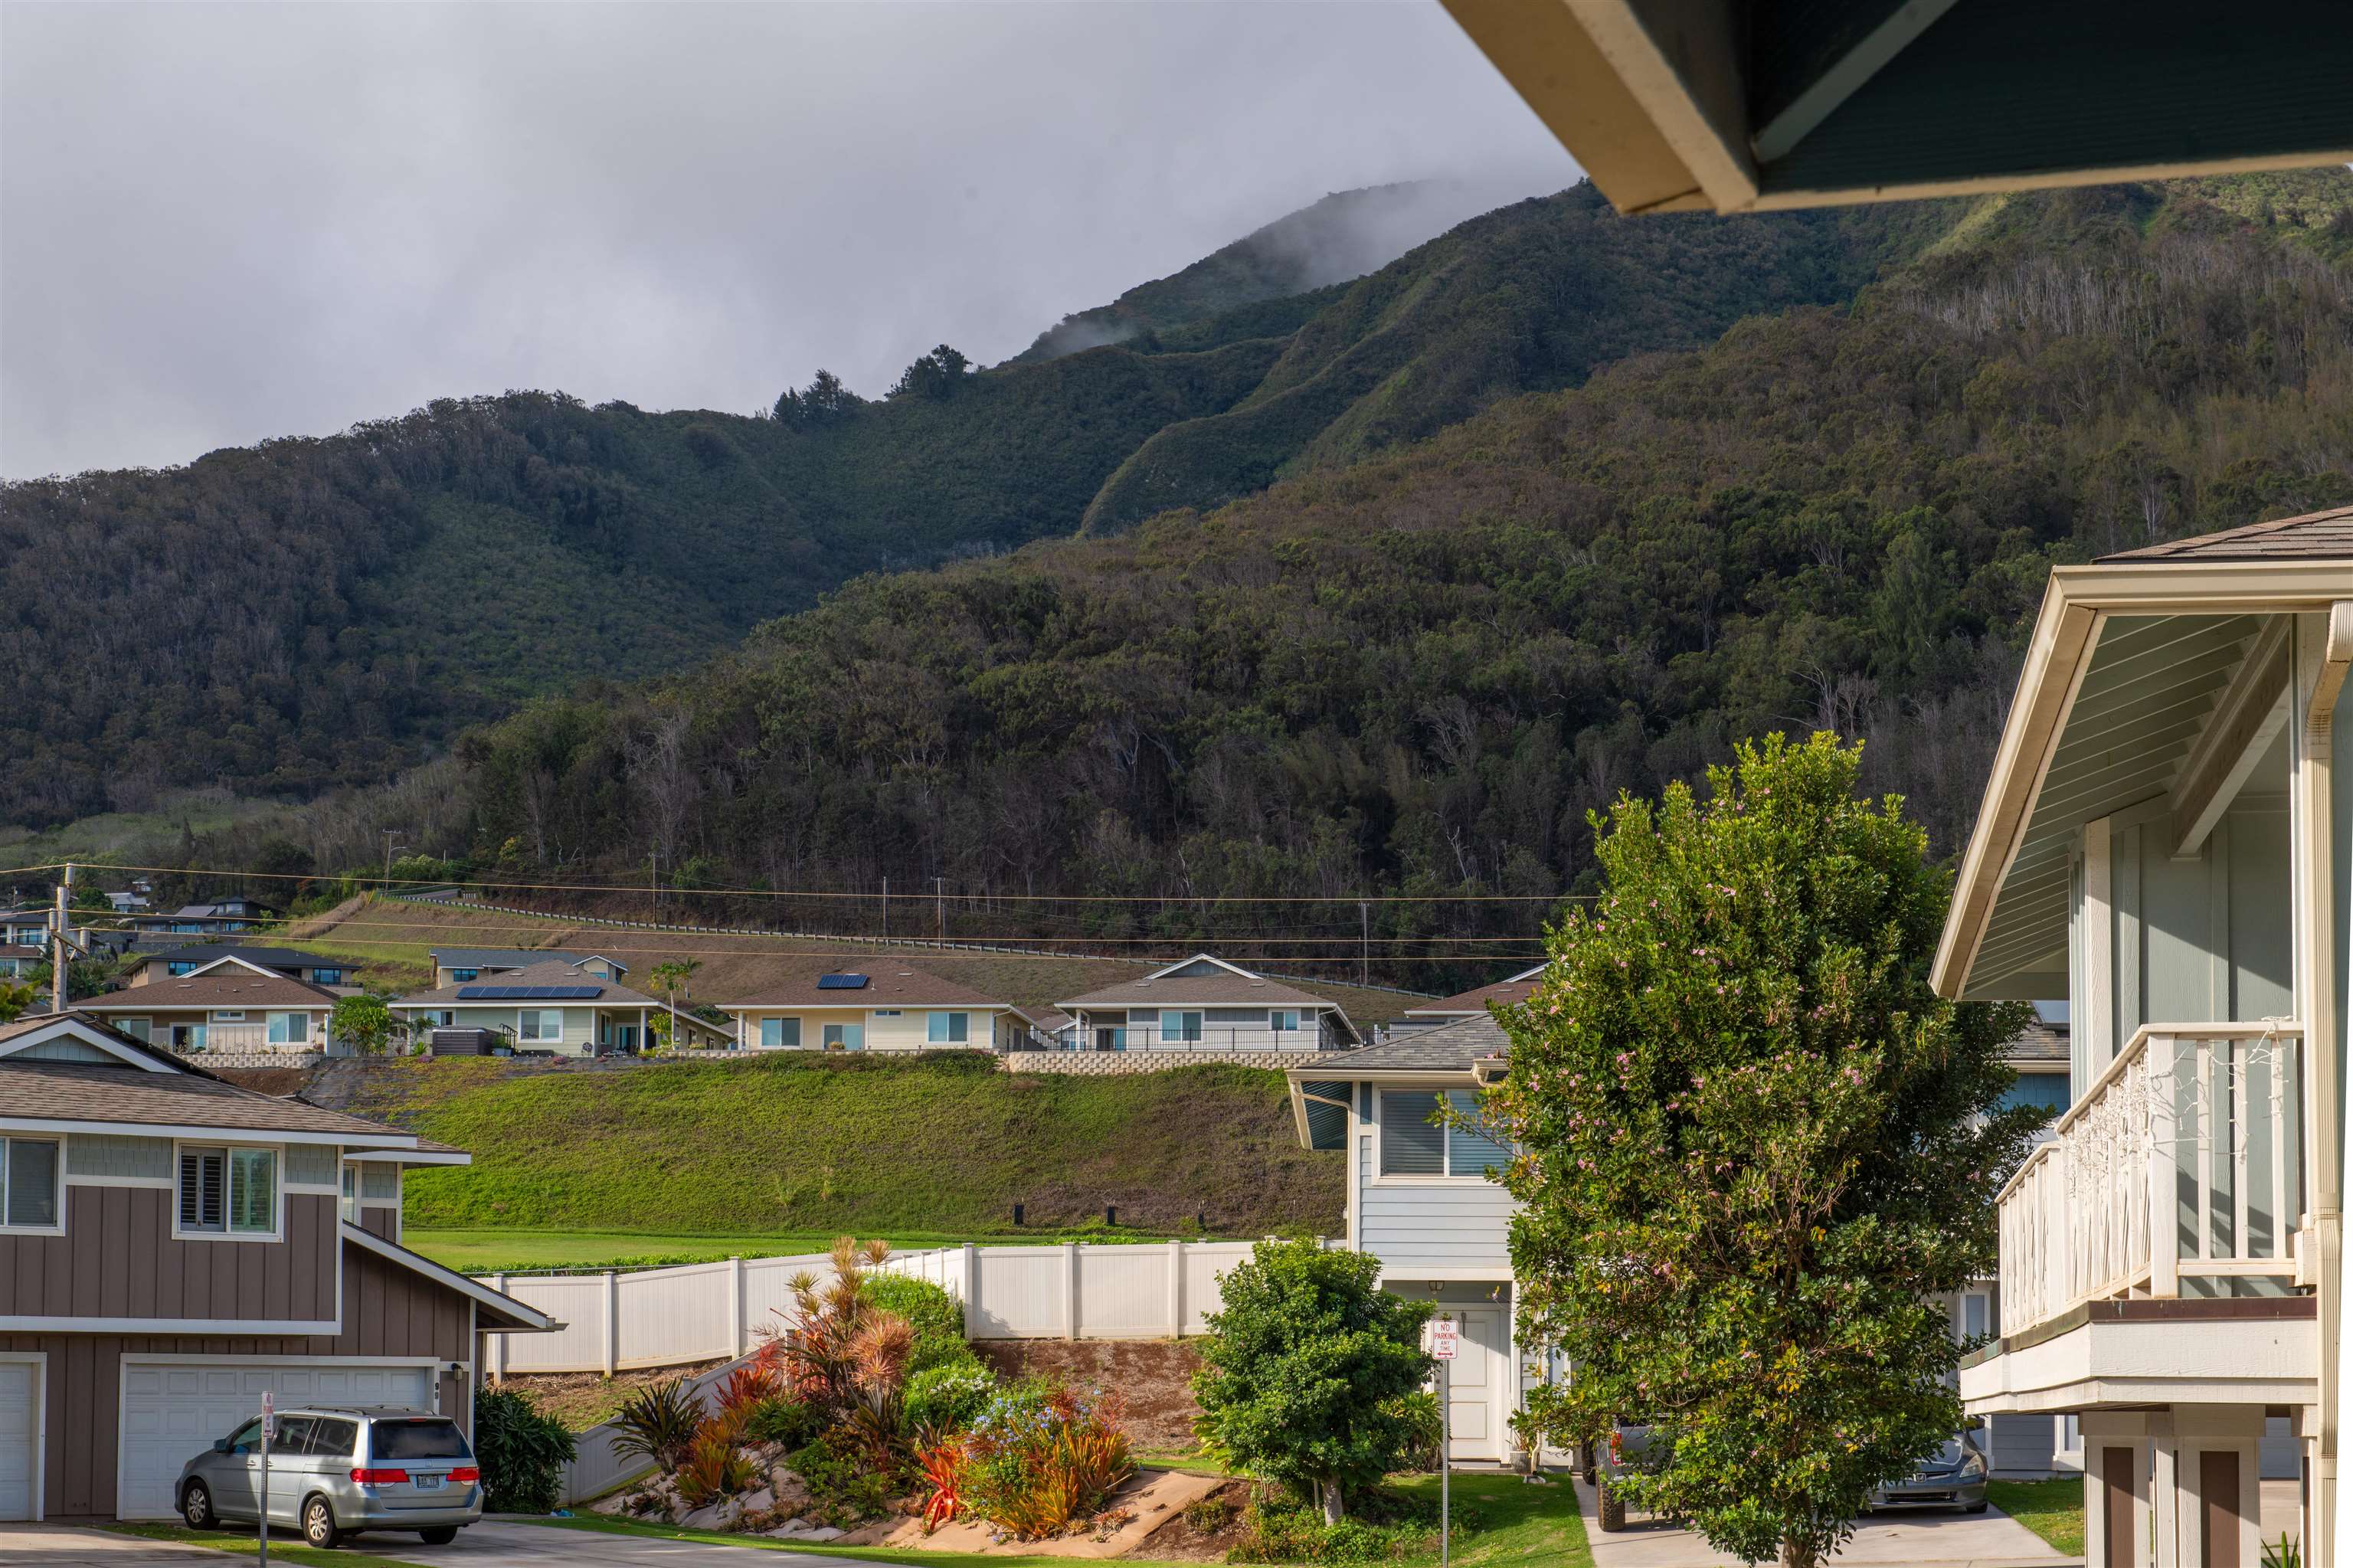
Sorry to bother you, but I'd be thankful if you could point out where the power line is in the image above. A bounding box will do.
[106,915,1550,946]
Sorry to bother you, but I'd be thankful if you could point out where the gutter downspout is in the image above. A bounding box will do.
[2309,602,2348,1568]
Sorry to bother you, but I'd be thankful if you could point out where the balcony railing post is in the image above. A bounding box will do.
[2148,1034,2180,1298]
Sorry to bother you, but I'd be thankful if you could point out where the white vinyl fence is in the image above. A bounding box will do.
[484,1240,1302,1377]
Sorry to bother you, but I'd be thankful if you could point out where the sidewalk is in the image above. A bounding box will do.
[1570,1479,2077,1568]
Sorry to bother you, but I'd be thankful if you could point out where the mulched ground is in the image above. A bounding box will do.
[1136,1479,1258,1561]
[497,1359,728,1431]
[973,1339,1206,1452]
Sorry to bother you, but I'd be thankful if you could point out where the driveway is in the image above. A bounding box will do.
[1572,1480,2075,1568]
[0,1521,918,1567]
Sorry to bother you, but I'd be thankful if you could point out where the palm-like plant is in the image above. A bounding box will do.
[761,1237,915,1452]
[646,957,702,1053]
[610,1377,702,1471]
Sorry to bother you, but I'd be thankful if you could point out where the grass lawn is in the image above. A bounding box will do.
[529,1471,1588,1568]
[108,1522,428,1566]
[407,1228,1004,1273]
[1987,1478,2084,1557]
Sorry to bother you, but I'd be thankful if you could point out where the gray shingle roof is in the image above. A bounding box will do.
[80,971,339,1010]
[1307,1013,1511,1075]
[2098,505,2353,562]
[1404,971,1544,1016]
[2004,1017,2070,1062]
[724,963,1015,1011]
[0,1056,421,1140]
[429,948,618,972]
[395,957,653,1007]
[1057,972,1338,1011]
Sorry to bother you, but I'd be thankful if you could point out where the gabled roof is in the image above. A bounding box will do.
[0,1011,204,1073]
[723,962,1022,1013]
[79,970,339,1011]
[342,1223,556,1333]
[1057,954,1339,1013]
[1403,964,1546,1017]
[1297,1013,1512,1077]
[394,957,652,1007]
[2098,506,2353,563]
[141,944,324,973]
[429,947,627,975]
[2006,1017,2070,1065]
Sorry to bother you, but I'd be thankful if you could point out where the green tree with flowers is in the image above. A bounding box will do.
[1493,732,2042,1568]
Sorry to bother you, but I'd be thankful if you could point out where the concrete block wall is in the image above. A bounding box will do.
[998,1049,1326,1075]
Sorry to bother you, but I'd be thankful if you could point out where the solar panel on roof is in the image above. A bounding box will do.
[817,974,869,990]
[454,984,603,1000]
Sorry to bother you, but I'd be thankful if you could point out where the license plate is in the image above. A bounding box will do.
[413,1474,445,1491]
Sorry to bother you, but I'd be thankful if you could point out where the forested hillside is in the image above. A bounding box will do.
[422,175,2352,990]
[2,179,2044,829]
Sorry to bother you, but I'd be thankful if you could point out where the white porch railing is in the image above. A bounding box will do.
[1998,1022,2305,1336]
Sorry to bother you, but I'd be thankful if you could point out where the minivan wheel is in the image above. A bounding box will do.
[419,1526,460,1544]
[181,1479,215,1530]
[1597,1475,1628,1533]
[303,1494,342,1549]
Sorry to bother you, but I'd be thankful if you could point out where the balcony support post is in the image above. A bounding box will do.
[2149,1036,2180,1299]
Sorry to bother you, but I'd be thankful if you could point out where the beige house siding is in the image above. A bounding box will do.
[731,1004,1010,1052]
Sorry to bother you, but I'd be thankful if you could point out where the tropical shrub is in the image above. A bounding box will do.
[716,1360,781,1413]
[1193,1239,1432,1522]
[765,1238,918,1455]
[1229,1498,1438,1564]
[789,1431,899,1525]
[904,1357,996,1435]
[675,1430,758,1507]
[742,1394,823,1451]
[610,1377,702,1472]
[950,1382,1134,1538]
[861,1275,970,1373]
[471,1387,576,1514]
[1382,1391,1442,1474]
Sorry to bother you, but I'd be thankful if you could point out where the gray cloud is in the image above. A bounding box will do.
[0,1,1575,479]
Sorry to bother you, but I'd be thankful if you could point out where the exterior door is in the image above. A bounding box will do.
[0,1357,35,1521]
[116,1359,436,1520]
[1438,1308,1507,1461]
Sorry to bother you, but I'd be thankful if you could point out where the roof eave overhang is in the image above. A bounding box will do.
[1932,558,2353,999]
[341,1222,558,1332]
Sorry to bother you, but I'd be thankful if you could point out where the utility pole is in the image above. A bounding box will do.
[935,877,945,944]
[51,863,73,1014]
[1359,900,1370,986]
[881,876,889,940]
[381,830,404,887]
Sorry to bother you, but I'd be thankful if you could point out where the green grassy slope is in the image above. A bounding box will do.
[353,1053,1342,1239]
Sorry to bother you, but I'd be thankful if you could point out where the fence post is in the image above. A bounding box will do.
[729,1256,747,1357]
[1064,1242,1080,1341]
[961,1243,979,1339]
[1167,1239,1184,1338]
[491,1275,508,1382]
[601,1270,619,1377]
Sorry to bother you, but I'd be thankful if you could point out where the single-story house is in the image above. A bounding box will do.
[125,945,358,990]
[719,964,1036,1052]
[0,946,40,980]
[426,948,628,988]
[1055,954,1358,1052]
[0,1010,555,1521]
[74,961,341,1056]
[391,957,728,1056]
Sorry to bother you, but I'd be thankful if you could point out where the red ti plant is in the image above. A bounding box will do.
[918,1434,968,1533]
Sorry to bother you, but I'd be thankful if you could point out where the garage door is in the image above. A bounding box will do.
[0,1358,35,1521]
[117,1360,436,1520]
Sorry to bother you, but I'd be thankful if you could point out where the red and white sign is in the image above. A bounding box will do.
[261,1391,275,1442]
[1429,1319,1459,1360]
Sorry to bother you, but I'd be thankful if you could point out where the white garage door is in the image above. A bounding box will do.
[0,1358,36,1521]
[118,1360,436,1520]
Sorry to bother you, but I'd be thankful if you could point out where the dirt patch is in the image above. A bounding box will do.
[1137,1478,1257,1561]
[974,1340,1204,1453]
[212,1066,311,1097]
[497,1359,726,1432]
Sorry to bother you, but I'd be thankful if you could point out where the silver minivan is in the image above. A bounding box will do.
[175,1406,483,1549]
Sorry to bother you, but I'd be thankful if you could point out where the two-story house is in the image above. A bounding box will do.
[721,964,1037,1052]
[125,946,360,990]
[391,957,728,1055]
[1057,954,1360,1052]
[131,898,279,938]
[75,960,342,1055]
[425,948,627,988]
[0,1010,555,1521]
[1942,509,2351,1568]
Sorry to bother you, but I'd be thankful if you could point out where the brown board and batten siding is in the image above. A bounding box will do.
[0,1242,474,1521]
[0,1190,339,1327]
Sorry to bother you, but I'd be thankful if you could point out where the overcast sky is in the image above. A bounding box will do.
[0,2,1575,479]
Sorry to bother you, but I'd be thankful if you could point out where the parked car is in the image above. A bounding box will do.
[1865,1432,1990,1514]
[1589,1415,1666,1533]
[176,1406,483,1548]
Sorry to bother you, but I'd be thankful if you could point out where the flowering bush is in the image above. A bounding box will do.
[904,1358,997,1436]
[941,1382,1134,1538]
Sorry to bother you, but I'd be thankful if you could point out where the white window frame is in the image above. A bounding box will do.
[873,1009,902,1018]
[340,1162,359,1224]
[0,1133,66,1235]
[760,1016,802,1049]
[927,1011,970,1044]
[1371,1087,1510,1184]
[822,1022,863,1051]
[172,1140,283,1242]
[211,1010,246,1023]
[517,1009,564,1043]
[116,1017,152,1043]
[1270,1010,1301,1033]
[266,1011,310,1046]
[1159,1009,1203,1043]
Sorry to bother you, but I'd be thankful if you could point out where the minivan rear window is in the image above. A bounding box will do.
[307,1419,358,1458]
[370,1419,471,1460]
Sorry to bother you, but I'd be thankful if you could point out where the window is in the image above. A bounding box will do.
[760,1016,802,1049]
[519,1010,563,1042]
[212,1010,245,1023]
[224,1418,264,1456]
[0,1136,61,1229]
[267,1012,309,1045]
[1270,1010,1301,1033]
[1995,1073,2072,1116]
[1159,1010,1203,1043]
[1377,1090,1510,1178]
[371,1418,471,1461]
[271,1416,318,1455]
[450,967,479,983]
[117,1017,151,1043]
[874,1009,902,1018]
[167,961,197,977]
[822,1023,863,1050]
[928,1012,970,1044]
[178,1145,277,1236]
[307,1419,358,1458]
[341,1163,358,1223]
[311,968,345,986]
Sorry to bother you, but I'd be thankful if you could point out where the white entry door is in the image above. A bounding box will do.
[0,1357,37,1521]
[1436,1307,1508,1461]
[116,1358,436,1520]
